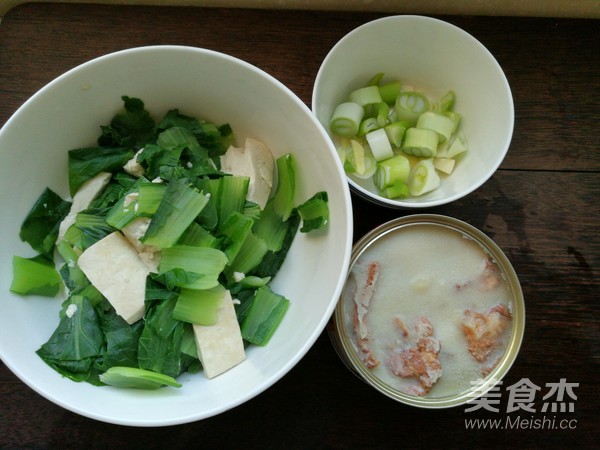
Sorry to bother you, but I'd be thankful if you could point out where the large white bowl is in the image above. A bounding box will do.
[0,46,353,426]
[312,15,514,208]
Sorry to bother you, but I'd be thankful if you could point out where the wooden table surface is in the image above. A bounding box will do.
[0,3,598,448]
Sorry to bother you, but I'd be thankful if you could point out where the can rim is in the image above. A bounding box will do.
[330,214,525,408]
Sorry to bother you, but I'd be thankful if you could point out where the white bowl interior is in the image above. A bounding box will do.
[0,46,353,426]
[312,15,514,208]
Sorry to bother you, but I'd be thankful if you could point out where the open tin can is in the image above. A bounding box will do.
[328,214,525,408]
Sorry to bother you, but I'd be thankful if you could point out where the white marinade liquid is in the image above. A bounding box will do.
[342,224,513,398]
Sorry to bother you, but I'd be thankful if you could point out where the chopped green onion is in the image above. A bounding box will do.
[329,102,364,137]
[417,111,455,144]
[407,159,441,196]
[357,117,380,137]
[438,90,456,112]
[447,130,469,158]
[380,180,410,199]
[376,102,390,127]
[366,128,394,162]
[395,91,430,125]
[349,85,383,109]
[402,127,439,158]
[374,155,410,191]
[99,366,182,389]
[433,157,456,175]
[444,111,462,134]
[378,81,402,105]
[367,72,385,86]
[384,121,408,147]
[10,255,62,297]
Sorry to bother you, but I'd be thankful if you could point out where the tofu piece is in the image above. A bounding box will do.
[220,138,274,209]
[77,231,149,324]
[121,217,161,273]
[193,290,246,378]
[58,171,112,239]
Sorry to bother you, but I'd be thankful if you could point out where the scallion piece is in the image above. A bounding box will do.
[447,130,469,158]
[329,102,364,137]
[402,127,439,158]
[10,255,62,297]
[384,121,408,147]
[438,90,456,112]
[380,180,410,199]
[376,102,390,127]
[395,91,430,125]
[374,155,410,191]
[444,111,462,134]
[366,128,394,162]
[349,85,383,109]
[357,117,380,137]
[378,81,402,105]
[367,72,385,86]
[416,111,455,144]
[407,159,441,196]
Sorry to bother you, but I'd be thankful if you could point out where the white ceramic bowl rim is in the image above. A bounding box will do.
[0,45,353,426]
[312,15,515,208]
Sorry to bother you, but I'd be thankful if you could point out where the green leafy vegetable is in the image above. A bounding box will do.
[18,188,71,258]
[297,191,329,233]
[14,95,330,389]
[241,286,290,346]
[10,255,62,297]
[99,366,182,389]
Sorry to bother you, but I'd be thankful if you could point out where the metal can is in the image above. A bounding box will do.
[328,214,525,408]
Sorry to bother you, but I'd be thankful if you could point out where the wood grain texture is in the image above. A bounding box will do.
[0,3,598,449]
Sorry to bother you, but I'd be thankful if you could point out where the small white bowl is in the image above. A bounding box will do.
[312,15,514,208]
[0,46,353,426]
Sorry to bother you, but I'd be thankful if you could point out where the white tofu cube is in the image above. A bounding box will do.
[193,290,246,378]
[77,231,149,324]
[220,138,274,209]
